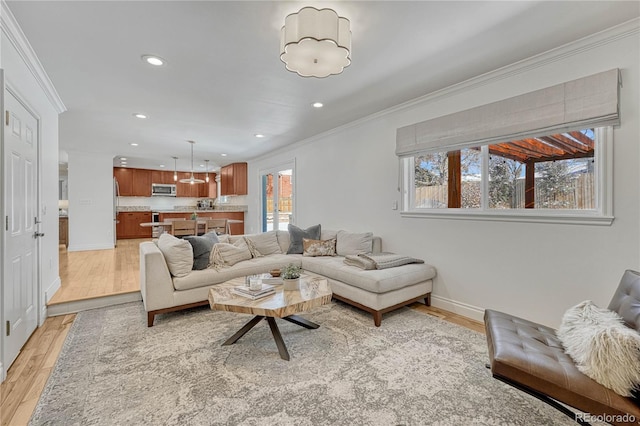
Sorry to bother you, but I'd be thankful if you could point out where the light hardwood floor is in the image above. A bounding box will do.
[1,239,485,425]
[49,239,148,305]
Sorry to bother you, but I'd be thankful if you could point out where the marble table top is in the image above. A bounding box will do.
[208,273,332,318]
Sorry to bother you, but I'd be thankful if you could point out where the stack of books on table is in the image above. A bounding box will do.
[233,284,276,300]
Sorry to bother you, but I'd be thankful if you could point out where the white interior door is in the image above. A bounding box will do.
[3,86,39,371]
[261,164,294,232]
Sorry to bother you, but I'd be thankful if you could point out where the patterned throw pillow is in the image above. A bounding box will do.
[209,238,252,269]
[302,238,337,257]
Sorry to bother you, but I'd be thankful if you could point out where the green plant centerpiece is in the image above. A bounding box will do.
[281,263,302,291]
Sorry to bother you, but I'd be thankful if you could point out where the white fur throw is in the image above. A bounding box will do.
[557,300,640,396]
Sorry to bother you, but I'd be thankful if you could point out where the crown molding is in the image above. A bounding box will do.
[251,17,639,164]
[1,1,66,113]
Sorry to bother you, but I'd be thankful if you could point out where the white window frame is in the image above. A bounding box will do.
[400,127,613,226]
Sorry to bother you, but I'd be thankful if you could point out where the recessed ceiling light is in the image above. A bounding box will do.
[133,113,148,119]
[255,134,265,138]
[199,164,204,168]
[120,157,127,160]
[141,55,166,67]
[221,153,228,157]
[120,164,127,167]
[159,164,165,168]
[130,143,139,147]
[312,102,323,108]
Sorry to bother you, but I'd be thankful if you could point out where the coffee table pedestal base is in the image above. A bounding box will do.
[222,315,320,361]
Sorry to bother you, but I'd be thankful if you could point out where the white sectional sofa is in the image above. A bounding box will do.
[140,229,436,327]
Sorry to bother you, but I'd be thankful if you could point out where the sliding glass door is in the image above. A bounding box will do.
[261,164,294,232]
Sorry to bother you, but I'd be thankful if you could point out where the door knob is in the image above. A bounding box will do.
[33,232,45,238]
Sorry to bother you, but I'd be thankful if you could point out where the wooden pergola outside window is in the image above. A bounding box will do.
[445,130,595,208]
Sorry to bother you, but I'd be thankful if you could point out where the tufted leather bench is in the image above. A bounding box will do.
[485,270,640,425]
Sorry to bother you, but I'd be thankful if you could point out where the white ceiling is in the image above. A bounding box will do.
[6,1,639,173]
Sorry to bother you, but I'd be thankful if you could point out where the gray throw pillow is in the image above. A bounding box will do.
[287,224,321,254]
[184,232,219,270]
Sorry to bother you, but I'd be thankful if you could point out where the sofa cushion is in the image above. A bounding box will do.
[287,224,321,254]
[302,256,436,293]
[303,238,336,257]
[209,239,252,269]
[173,254,301,291]
[184,232,219,270]
[157,233,193,277]
[557,300,640,396]
[244,231,282,256]
[276,231,290,254]
[321,229,338,240]
[336,230,373,256]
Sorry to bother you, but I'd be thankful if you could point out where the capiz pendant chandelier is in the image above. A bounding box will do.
[179,140,205,184]
[280,7,351,78]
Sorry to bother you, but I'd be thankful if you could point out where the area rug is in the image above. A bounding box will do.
[30,301,576,425]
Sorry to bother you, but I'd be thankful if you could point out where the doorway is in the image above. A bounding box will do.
[2,85,40,375]
[261,163,295,232]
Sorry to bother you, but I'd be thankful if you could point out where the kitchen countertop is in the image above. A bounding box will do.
[154,208,247,213]
[117,205,247,213]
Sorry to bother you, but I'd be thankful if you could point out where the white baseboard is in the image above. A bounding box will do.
[430,294,485,323]
[47,292,142,317]
[45,277,61,303]
[0,361,4,383]
[66,243,114,252]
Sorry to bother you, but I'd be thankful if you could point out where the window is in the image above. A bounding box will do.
[403,127,612,224]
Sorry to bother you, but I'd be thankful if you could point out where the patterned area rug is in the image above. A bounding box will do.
[30,301,576,425]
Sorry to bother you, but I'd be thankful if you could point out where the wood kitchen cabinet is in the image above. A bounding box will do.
[132,169,151,196]
[116,212,152,239]
[113,167,133,196]
[151,170,174,185]
[176,172,193,197]
[114,167,152,196]
[220,163,247,196]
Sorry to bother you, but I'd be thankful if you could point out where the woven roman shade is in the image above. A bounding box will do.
[396,69,620,157]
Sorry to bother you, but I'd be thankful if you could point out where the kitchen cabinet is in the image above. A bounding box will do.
[220,163,247,196]
[158,212,192,221]
[59,216,68,247]
[132,169,151,196]
[113,167,133,196]
[116,212,152,239]
[176,172,193,197]
[114,167,152,196]
[151,170,174,185]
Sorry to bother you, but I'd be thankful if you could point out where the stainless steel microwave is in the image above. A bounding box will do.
[151,183,176,197]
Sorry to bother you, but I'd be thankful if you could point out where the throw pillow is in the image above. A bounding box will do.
[336,230,373,256]
[184,232,219,270]
[287,224,321,254]
[557,300,640,396]
[157,233,193,277]
[244,231,282,257]
[217,234,230,244]
[303,238,337,257]
[209,238,252,269]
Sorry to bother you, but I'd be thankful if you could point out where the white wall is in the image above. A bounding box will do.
[0,0,63,378]
[67,151,114,251]
[248,20,640,328]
